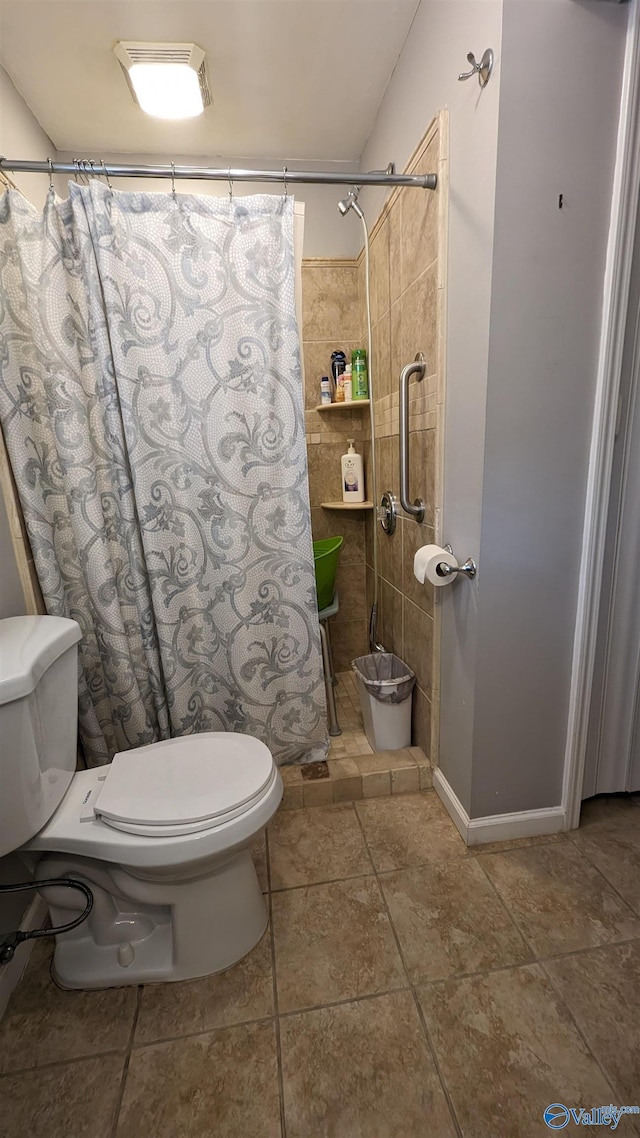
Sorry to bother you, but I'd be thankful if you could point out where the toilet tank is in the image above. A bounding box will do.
[0,616,82,857]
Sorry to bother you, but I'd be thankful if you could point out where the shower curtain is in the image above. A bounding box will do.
[0,182,327,766]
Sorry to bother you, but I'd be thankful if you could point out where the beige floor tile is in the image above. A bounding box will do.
[354,737,372,754]
[356,791,466,871]
[578,794,639,831]
[381,860,532,983]
[0,940,137,1073]
[251,831,269,892]
[479,843,640,958]
[135,929,273,1043]
[332,774,363,801]
[280,784,303,809]
[280,990,456,1138]
[302,779,334,807]
[0,1054,125,1138]
[353,752,398,774]
[117,1021,281,1138]
[362,769,391,797]
[272,877,406,1013]
[572,825,640,913]
[418,964,616,1138]
[545,940,640,1102]
[390,765,419,794]
[280,765,302,786]
[268,803,371,889]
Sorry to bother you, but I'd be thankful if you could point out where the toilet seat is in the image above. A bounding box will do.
[93,732,275,838]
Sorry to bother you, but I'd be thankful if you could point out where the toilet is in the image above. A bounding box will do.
[0,615,283,990]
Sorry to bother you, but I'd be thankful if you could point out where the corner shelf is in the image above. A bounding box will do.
[314,400,370,412]
[320,501,374,511]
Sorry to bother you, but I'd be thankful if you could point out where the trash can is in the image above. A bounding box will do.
[352,653,415,752]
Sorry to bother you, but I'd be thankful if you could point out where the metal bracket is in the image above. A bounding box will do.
[441,543,477,580]
[378,491,398,535]
[458,48,494,88]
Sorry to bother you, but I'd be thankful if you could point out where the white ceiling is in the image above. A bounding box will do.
[0,0,420,162]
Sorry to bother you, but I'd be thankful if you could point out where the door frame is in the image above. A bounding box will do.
[584,277,640,797]
[562,0,640,828]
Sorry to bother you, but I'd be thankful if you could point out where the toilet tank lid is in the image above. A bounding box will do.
[0,616,81,704]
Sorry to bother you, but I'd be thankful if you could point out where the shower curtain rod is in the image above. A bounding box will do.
[0,157,437,191]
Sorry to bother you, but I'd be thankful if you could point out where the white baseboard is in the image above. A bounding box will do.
[433,768,568,847]
[432,767,469,841]
[0,894,47,1021]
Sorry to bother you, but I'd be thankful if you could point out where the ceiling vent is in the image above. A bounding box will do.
[114,42,211,117]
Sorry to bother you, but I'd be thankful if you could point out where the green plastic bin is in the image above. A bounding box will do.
[313,536,344,611]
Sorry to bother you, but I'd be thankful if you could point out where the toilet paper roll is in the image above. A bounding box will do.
[413,544,459,587]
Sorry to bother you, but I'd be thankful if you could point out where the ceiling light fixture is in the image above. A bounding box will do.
[114,42,211,119]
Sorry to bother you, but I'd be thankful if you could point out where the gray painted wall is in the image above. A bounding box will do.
[360,0,628,818]
[360,0,505,812]
[471,0,627,817]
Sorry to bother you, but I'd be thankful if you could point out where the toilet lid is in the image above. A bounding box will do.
[94,732,274,834]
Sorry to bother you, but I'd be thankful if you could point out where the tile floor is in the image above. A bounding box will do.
[2,792,640,1137]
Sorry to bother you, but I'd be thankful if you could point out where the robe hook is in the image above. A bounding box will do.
[458,48,494,88]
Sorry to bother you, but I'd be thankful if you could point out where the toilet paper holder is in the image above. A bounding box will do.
[438,544,477,580]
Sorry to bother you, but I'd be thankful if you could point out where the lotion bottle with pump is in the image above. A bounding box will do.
[341,438,365,503]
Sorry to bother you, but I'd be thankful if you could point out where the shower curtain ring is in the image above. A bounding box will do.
[283,166,288,198]
[100,159,113,191]
[47,157,54,194]
[170,162,176,200]
[228,167,233,202]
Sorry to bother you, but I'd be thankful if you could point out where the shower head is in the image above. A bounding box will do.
[337,187,364,220]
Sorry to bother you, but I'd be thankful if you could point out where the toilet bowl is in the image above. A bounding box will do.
[0,616,283,990]
[25,733,283,989]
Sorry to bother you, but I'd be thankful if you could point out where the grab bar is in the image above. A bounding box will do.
[399,352,427,522]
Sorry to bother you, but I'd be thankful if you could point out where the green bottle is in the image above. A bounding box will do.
[352,349,369,400]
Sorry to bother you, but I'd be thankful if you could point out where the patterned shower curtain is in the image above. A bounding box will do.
[0,182,327,766]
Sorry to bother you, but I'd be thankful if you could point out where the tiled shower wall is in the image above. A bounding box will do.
[302,114,446,760]
[301,260,369,670]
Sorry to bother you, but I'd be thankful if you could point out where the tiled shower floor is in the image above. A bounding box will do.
[279,672,431,808]
[328,668,373,758]
[1,792,640,1136]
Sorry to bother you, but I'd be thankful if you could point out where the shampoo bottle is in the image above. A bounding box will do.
[341,438,365,503]
[351,348,369,400]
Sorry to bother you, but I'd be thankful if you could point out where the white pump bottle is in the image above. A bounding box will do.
[341,438,365,503]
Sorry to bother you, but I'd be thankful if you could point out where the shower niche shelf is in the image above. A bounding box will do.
[321,501,374,511]
[314,400,370,412]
